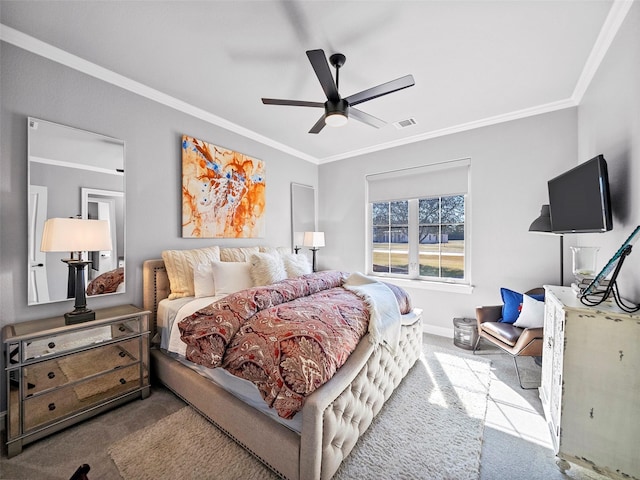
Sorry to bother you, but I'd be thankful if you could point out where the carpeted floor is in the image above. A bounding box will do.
[0,333,610,480]
[108,345,491,480]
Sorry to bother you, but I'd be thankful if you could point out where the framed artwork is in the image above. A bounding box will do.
[182,135,266,238]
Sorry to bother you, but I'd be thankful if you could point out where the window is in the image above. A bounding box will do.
[366,159,470,284]
[372,200,409,275]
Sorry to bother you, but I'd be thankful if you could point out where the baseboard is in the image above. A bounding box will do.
[423,324,454,338]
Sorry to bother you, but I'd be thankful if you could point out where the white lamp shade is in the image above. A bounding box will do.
[41,218,112,252]
[303,231,325,248]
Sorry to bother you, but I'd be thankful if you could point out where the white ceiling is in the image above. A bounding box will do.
[0,0,630,164]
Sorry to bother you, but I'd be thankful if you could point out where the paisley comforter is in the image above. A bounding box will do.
[178,270,411,419]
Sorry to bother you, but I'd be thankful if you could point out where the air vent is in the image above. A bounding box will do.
[393,118,417,129]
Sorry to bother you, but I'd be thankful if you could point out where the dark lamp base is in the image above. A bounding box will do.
[65,309,96,325]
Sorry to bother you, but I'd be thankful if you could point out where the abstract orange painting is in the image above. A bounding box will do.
[182,135,266,238]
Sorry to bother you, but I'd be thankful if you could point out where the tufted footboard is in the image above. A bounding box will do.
[301,315,423,480]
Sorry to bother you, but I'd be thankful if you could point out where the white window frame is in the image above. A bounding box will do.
[365,158,472,290]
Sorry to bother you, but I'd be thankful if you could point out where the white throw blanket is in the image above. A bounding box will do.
[343,272,402,354]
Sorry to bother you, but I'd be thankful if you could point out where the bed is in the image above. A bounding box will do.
[142,249,423,480]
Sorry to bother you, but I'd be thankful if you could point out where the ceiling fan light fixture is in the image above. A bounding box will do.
[324,99,349,127]
[325,112,348,127]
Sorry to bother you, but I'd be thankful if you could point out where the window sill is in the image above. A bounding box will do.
[376,277,474,294]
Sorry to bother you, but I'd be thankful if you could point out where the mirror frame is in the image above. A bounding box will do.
[27,117,125,306]
[291,183,316,252]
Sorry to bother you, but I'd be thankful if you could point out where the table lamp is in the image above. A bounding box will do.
[41,218,112,324]
[303,231,325,272]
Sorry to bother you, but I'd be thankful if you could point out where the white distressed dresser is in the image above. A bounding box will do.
[541,286,639,479]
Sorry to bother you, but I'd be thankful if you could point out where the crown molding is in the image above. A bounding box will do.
[320,98,578,164]
[572,0,634,103]
[0,24,320,165]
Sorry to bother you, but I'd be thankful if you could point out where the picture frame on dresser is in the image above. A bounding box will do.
[3,305,150,457]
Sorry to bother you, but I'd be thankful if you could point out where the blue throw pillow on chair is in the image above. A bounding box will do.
[500,288,544,324]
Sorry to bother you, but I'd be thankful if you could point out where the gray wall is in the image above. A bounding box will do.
[0,43,317,327]
[576,0,640,302]
[318,109,578,335]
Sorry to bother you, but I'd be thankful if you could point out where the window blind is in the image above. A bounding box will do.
[366,157,470,203]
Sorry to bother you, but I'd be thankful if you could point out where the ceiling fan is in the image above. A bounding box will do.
[262,49,415,134]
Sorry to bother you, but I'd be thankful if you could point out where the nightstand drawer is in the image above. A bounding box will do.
[22,317,143,362]
[23,364,141,432]
[23,326,112,361]
[109,317,144,338]
[22,338,141,397]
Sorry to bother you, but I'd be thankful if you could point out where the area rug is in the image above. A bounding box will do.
[109,346,491,480]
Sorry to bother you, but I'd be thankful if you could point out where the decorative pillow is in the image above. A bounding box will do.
[514,295,545,328]
[281,253,312,278]
[260,246,290,256]
[220,246,260,263]
[500,288,545,323]
[250,252,287,286]
[210,261,253,295]
[162,246,221,299]
[193,262,216,298]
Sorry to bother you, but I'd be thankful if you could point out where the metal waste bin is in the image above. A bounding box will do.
[453,317,478,350]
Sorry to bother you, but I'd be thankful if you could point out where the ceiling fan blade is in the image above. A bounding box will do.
[349,108,386,129]
[309,114,327,134]
[345,74,415,106]
[306,49,339,102]
[262,98,324,108]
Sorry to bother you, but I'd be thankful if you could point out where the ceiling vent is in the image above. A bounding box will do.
[393,118,417,129]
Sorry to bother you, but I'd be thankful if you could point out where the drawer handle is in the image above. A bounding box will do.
[48,403,56,411]
[119,351,126,358]
[48,342,56,349]
[118,326,126,332]
[119,378,127,385]
[47,371,56,379]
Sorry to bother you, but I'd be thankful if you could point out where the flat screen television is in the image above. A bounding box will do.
[548,154,613,233]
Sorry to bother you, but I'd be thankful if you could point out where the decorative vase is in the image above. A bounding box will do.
[570,246,599,276]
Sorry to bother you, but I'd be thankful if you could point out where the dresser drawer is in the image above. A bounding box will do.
[22,338,141,397]
[23,326,112,361]
[23,364,142,432]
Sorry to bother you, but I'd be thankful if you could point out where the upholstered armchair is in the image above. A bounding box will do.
[473,288,545,389]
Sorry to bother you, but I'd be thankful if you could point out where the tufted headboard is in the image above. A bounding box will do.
[142,258,171,337]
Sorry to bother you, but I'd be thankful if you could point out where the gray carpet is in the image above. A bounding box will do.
[108,345,491,480]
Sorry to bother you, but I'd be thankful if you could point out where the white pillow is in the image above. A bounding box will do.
[514,295,545,328]
[282,253,312,278]
[250,253,287,286]
[211,261,253,295]
[193,262,216,298]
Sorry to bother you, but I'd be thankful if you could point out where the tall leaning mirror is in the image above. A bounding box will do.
[291,183,316,252]
[28,117,125,305]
